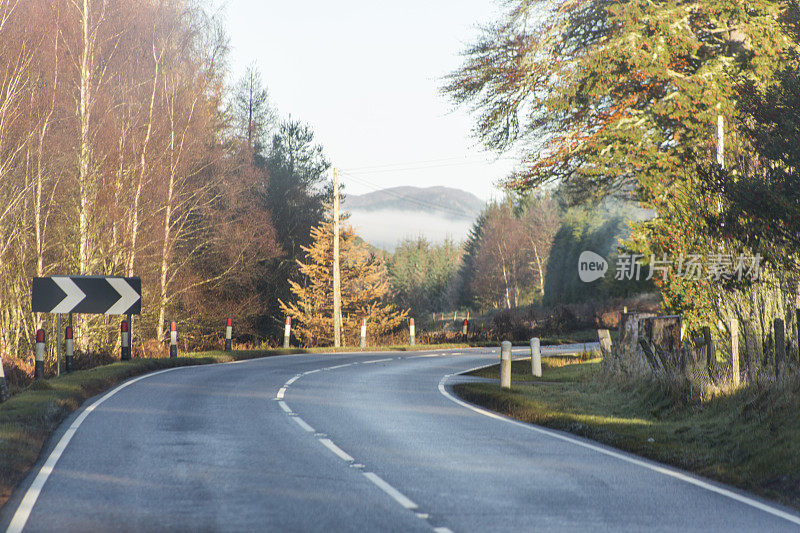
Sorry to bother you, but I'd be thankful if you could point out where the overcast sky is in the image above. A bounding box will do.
[220,0,517,201]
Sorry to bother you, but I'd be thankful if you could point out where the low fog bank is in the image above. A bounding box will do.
[347,209,473,251]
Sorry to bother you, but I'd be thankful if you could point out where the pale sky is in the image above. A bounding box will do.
[220,0,517,202]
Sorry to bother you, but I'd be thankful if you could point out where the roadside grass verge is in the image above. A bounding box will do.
[456,359,800,511]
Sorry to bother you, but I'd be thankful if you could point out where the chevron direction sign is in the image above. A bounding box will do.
[32,276,141,315]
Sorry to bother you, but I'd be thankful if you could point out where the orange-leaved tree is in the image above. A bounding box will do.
[279,208,408,347]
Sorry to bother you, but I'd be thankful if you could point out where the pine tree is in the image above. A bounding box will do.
[279,208,408,347]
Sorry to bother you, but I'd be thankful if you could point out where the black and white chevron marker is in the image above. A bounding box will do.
[32,276,141,315]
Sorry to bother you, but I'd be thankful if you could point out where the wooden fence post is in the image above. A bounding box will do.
[730,319,739,387]
[702,326,715,370]
[774,318,786,379]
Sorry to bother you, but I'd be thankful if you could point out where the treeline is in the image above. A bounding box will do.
[0,0,329,356]
[446,0,800,373]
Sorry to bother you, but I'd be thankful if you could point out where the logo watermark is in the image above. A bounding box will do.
[578,252,762,283]
[578,251,608,282]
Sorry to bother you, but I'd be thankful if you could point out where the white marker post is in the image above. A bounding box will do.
[283,317,291,349]
[462,319,468,342]
[35,329,45,380]
[65,326,74,373]
[121,319,130,361]
[501,341,512,389]
[225,318,232,352]
[0,353,9,402]
[170,321,178,358]
[409,318,415,346]
[530,337,542,377]
[360,318,367,349]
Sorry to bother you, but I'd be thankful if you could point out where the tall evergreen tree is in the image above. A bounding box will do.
[279,208,408,347]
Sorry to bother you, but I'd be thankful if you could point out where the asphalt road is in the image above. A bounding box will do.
[2,348,799,532]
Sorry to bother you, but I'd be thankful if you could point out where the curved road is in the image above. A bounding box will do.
[2,349,799,532]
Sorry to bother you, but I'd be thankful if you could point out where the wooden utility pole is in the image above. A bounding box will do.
[333,168,342,347]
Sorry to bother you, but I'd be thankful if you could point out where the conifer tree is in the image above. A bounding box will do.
[279,209,408,347]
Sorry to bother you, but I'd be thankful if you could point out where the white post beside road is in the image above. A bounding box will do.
[121,319,131,361]
[170,321,178,358]
[35,329,45,380]
[284,317,291,349]
[530,337,542,377]
[501,341,512,389]
[65,326,74,373]
[360,318,367,348]
[409,318,415,346]
[225,318,233,352]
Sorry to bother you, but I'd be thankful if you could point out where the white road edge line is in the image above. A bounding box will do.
[363,472,418,510]
[6,368,180,533]
[276,387,286,400]
[285,375,301,386]
[433,528,454,533]
[292,417,315,433]
[438,369,800,527]
[277,401,292,413]
[318,438,354,462]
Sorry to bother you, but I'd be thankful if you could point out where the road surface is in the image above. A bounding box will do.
[2,348,799,532]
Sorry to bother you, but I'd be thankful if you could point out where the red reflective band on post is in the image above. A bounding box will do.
[65,327,73,340]
[286,317,291,325]
[227,318,232,327]
[362,318,366,327]
[170,322,177,332]
[410,318,414,326]
[121,321,128,333]
[464,319,468,325]
[36,329,45,343]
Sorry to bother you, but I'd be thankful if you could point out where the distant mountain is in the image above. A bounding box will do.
[344,186,484,221]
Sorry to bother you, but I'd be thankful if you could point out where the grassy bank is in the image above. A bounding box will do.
[457,358,800,511]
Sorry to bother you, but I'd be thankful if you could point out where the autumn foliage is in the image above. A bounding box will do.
[280,209,408,347]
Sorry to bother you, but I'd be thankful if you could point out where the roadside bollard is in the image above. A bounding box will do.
[121,320,131,361]
[35,329,45,380]
[225,318,232,352]
[283,317,291,349]
[65,326,74,373]
[360,318,367,348]
[501,340,512,389]
[462,319,468,342]
[0,354,9,402]
[170,322,178,358]
[530,337,542,377]
[409,318,415,346]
